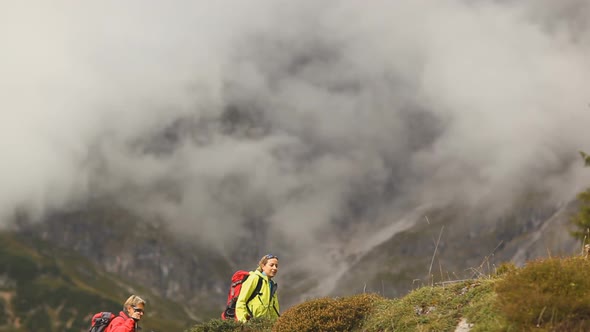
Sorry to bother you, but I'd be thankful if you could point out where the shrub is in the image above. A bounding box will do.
[186,317,274,332]
[494,262,517,276]
[247,317,276,332]
[495,257,590,331]
[186,319,242,332]
[272,293,382,332]
[570,189,590,243]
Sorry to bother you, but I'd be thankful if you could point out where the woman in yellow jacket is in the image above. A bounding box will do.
[235,254,280,322]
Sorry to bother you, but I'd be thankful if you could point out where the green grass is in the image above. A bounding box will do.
[361,280,498,332]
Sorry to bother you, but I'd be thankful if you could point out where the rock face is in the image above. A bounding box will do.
[326,200,580,300]
[27,204,232,317]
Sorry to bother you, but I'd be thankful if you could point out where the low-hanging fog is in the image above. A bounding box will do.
[2,0,590,274]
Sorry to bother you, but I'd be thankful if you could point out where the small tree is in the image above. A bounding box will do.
[572,151,590,244]
[571,189,590,244]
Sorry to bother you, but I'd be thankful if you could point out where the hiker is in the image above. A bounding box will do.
[107,295,145,332]
[235,254,280,322]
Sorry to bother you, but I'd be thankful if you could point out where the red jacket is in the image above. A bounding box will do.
[106,311,138,332]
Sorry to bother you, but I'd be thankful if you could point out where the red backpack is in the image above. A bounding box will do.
[221,270,263,320]
[88,312,116,332]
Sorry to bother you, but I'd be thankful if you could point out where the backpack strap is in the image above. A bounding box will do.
[244,274,264,317]
[269,281,280,317]
[100,312,113,321]
[245,275,264,305]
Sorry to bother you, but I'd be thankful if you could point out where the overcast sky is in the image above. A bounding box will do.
[2,1,590,263]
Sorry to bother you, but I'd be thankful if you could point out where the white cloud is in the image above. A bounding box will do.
[1,1,590,261]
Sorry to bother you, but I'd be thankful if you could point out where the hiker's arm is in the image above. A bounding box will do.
[235,275,257,322]
[108,316,136,332]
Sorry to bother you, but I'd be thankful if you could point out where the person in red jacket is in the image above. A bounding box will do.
[106,294,146,332]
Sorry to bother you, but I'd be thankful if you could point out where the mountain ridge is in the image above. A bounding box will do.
[7,191,580,323]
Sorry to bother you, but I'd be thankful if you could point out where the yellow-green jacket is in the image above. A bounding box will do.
[235,270,280,322]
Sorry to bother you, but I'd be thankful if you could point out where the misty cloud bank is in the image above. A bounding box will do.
[2,1,590,266]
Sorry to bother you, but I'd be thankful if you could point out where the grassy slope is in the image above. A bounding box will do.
[0,232,195,332]
[189,256,590,332]
[188,280,501,332]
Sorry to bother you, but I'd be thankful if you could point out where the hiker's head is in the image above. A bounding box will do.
[257,254,279,278]
[123,294,146,321]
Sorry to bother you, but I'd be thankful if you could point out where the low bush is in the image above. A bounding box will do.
[495,256,590,331]
[272,293,382,332]
[186,317,275,332]
[494,261,517,276]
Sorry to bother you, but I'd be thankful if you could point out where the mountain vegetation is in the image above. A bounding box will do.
[571,152,590,244]
[570,188,590,243]
[0,232,195,332]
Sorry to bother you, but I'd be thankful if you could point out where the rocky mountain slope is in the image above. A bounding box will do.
[19,202,233,320]
[0,231,194,332]
[10,193,581,321]
[330,200,580,300]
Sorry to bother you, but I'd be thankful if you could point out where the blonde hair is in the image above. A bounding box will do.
[123,294,146,312]
[256,254,279,272]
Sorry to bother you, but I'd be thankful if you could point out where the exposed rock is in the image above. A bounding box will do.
[454,318,473,332]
